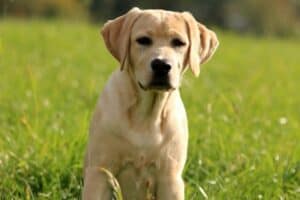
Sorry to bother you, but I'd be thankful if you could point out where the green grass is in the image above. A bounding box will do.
[0,19,299,199]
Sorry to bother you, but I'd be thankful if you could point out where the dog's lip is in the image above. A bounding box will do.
[138,81,147,90]
[138,81,175,91]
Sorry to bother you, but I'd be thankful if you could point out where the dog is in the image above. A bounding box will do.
[83,7,218,200]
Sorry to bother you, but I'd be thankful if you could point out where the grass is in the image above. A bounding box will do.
[0,19,299,199]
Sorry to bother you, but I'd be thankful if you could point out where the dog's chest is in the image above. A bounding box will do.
[120,116,171,149]
[117,152,158,200]
[125,128,164,148]
[116,127,165,199]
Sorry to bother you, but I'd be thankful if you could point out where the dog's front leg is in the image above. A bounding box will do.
[82,167,112,200]
[156,175,185,200]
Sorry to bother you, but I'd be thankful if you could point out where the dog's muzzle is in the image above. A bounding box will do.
[138,58,174,91]
[149,58,172,90]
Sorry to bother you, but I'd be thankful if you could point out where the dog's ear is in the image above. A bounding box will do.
[182,12,219,77]
[101,7,141,70]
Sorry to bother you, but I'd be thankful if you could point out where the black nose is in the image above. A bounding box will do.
[151,59,171,75]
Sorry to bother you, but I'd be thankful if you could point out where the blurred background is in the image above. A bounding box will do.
[1,0,299,37]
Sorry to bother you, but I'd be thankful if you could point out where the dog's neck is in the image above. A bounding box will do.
[134,90,171,123]
[123,70,173,126]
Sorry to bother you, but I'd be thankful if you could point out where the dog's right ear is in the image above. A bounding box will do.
[101,7,141,70]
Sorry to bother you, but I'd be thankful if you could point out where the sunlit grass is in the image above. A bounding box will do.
[99,168,123,200]
[0,19,299,199]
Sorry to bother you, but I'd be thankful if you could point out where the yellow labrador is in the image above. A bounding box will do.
[83,7,218,200]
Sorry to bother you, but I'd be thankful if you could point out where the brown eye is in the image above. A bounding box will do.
[136,36,152,46]
[171,38,186,47]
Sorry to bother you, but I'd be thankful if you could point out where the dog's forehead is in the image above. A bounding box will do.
[132,10,187,36]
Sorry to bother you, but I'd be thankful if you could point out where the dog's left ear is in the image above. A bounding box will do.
[101,7,141,70]
[182,12,219,77]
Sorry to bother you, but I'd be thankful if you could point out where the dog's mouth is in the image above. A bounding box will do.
[138,81,174,91]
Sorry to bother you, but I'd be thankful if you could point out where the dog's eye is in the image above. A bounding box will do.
[171,38,186,47]
[136,36,152,46]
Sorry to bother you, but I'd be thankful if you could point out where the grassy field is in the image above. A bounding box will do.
[0,20,299,199]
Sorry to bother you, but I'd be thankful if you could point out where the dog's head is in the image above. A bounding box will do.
[101,7,219,91]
